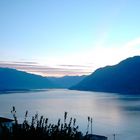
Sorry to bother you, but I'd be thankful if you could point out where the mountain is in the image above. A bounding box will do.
[47,75,86,88]
[70,56,140,94]
[0,68,55,91]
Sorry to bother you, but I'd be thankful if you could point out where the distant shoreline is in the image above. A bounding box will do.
[0,89,50,94]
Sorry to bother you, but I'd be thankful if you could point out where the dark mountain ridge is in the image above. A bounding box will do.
[47,75,86,88]
[70,56,140,94]
[0,68,54,90]
[0,67,86,91]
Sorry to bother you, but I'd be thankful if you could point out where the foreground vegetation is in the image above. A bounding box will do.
[0,107,94,140]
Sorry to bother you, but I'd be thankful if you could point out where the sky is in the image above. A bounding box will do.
[0,0,140,77]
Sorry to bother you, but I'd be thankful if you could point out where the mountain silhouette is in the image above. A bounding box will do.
[48,75,86,88]
[70,56,140,94]
[0,68,55,91]
[0,68,86,91]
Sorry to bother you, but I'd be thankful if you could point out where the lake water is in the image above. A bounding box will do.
[0,89,140,140]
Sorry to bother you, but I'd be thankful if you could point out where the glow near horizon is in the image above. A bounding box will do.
[0,0,140,77]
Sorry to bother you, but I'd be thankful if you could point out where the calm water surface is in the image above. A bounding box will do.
[0,89,140,140]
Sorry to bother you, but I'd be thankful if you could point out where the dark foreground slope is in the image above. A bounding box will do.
[70,56,140,94]
[0,68,55,90]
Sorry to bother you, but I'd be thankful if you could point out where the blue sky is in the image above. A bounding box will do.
[0,0,140,76]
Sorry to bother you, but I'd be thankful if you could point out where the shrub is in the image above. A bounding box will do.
[0,107,93,140]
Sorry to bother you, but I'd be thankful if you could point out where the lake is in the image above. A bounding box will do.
[0,89,140,140]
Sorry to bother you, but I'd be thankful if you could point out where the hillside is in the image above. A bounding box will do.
[0,68,55,91]
[70,56,140,94]
[0,68,86,91]
[47,75,86,88]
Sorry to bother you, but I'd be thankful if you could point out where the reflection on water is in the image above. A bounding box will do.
[0,89,140,140]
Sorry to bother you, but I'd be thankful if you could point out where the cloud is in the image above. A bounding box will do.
[69,37,140,72]
[124,37,140,48]
[11,61,38,65]
[58,64,92,68]
[1,37,139,77]
[0,61,91,77]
